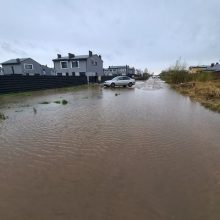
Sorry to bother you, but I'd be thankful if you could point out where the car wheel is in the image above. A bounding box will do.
[111,83,115,88]
[128,82,133,87]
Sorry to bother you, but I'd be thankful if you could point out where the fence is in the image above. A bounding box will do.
[88,76,113,83]
[0,75,87,94]
[0,75,115,94]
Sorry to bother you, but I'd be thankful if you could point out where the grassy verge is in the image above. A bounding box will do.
[0,84,98,99]
[160,69,220,112]
[0,91,33,98]
[174,81,220,112]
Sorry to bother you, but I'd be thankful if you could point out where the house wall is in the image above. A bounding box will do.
[2,58,44,75]
[189,67,206,74]
[87,55,103,76]
[54,60,87,76]
[2,64,23,75]
[21,58,43,75]
[42,66,54,75]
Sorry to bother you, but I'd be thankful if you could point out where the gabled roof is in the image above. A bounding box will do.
[1,58,30,65]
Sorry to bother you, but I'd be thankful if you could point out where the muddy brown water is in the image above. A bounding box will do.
[0,79,220,220]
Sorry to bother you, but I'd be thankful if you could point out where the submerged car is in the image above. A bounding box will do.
[104,76,135,88]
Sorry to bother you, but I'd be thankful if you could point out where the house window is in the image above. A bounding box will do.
[66,72,69,76]
[60,61,68,69]
[72,61,79,68]
[24,64,33,70]
[91,60,97,66]
[72,72,75,76]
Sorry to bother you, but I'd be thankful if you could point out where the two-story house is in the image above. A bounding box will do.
[1,58,53,75]
[52,51,103,76]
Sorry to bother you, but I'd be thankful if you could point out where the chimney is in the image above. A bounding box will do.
[89,51,93,57]
[68,53,75,58]
[99,55,102,60]
[16,58,20,63]
[57,54,61,59]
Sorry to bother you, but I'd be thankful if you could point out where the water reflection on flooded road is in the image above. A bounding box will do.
[0,80,220,220]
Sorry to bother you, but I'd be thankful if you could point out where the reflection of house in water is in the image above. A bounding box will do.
[104,65,135,76]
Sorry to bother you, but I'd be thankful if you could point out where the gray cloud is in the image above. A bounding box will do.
[0,0,220,73]
[1,42,28,57]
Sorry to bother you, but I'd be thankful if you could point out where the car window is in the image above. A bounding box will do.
[117,77,123,80]
[121,77,129,80]
[113,77,120,80]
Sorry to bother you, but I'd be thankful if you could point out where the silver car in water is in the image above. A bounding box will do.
[104,76,135,88]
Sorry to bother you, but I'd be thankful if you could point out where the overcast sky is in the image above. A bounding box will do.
[0,0,220,73]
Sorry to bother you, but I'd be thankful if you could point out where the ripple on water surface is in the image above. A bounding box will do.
[0,82,220,220]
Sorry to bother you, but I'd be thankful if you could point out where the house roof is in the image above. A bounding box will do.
[53,55,90,62]
[1,58,29,65]
[206,64,220,72]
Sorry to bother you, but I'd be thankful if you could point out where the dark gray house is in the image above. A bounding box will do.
[1,58,53,75]
[104,65,135,76]
[52,51,103,76]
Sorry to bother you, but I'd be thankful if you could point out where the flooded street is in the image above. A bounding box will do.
[0,79,220,220]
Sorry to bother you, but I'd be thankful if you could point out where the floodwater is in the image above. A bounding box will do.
[0,79,220,220]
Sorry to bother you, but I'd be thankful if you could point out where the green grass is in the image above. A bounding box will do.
[0,91,32,98]
[54,100,61,104]
[62,99,68,105]
[0,84,99,101]
[39,101,50,104]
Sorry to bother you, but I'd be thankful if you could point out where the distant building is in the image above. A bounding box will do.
[189,63,220,73]
[206,63,220,72]
[52,51,103,76]
[42,65,54,75]
[1,58,53,75]
[104,65,135,76]
[189,65,208,74]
